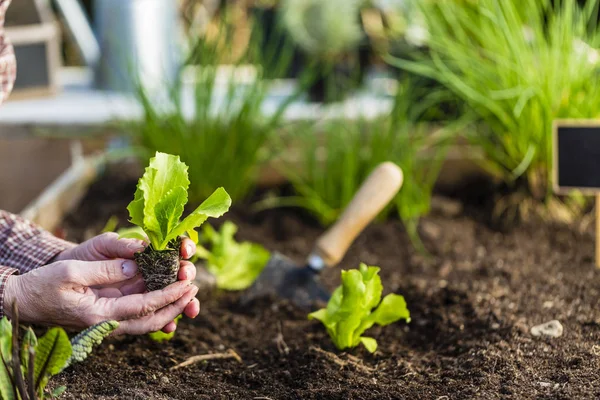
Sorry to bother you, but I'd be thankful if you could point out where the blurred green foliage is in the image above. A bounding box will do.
[388,0,600,200]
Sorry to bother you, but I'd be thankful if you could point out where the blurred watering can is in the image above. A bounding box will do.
[54,0,181,94]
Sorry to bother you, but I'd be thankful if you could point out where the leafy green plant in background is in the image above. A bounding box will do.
[262,78,463,250]
[388,0,600,201]
[194,221,270,291]
[130,9,304,204]
[0,304,117,399]
[309,263,410,353]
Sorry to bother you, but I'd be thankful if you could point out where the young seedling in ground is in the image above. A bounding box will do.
[122,152,232,291]
[309,263,410,353]
[194,221,270,291]
[0,303,117,399]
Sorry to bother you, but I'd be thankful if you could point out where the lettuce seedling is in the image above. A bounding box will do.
[194,221,270,290]
[0,304,117,399]
[123,152,232,291]
[309,263,410,353]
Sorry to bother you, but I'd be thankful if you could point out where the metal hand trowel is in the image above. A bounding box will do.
[241,162,404,310]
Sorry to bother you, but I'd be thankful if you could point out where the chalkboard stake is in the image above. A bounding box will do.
[596,195,600,268]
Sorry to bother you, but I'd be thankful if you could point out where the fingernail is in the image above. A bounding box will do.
[185,244,193,256]
[127,241,145,252]
[122,260,138,277]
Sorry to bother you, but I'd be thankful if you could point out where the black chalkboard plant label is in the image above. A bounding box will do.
[552,119,600,267]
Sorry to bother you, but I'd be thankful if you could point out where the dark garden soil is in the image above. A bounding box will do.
[52,164,600,399]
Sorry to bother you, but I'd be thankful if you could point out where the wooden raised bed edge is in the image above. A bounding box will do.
[19,143,104,232]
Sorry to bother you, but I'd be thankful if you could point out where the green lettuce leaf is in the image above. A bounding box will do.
[155,187,188,239]
[125,152,231,250]
[127,187,145,228]
[163,187,232,247]
[117,226,149,242]
[308,263,410,353]
[196,221,270,290]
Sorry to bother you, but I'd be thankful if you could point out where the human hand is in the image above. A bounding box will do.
[54,232,199,333]
[55,232,197,264]
[4,258,198,335]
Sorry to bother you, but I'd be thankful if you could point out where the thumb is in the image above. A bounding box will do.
[71,259,139,287]
[92,232,146,260]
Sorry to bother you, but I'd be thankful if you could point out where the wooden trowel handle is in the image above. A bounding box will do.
[313,162,403,267]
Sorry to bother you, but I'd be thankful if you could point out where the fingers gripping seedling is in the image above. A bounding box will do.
[309,263,410,353]
[122,152,232,291]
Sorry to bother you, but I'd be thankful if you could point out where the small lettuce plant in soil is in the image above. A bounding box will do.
[309,263,410,353]
[122,151,232,291]
[194,221,270,291]
[0,304,117,399]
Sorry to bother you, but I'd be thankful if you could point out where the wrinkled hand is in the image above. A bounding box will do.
[55,232,196,265]
[5,233,200,335]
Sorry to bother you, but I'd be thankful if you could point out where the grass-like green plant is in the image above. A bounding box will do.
[309,263,410,353]
[130,10,303,204]
[0,304,117,399]
[194,221,270,291]
[261,78,463,250]
[387,0,600,200]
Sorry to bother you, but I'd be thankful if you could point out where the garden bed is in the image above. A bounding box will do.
[50,164,600,399]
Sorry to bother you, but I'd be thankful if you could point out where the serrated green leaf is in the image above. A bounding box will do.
[370,294,411,326]
[141,154,190,235]
[187,228,199,244]
[34,328,72,391]
[359,337,378,353]
[117,226,149,242]
[66,321,119,369]
[360,264,383,311]
[163,187,232,247]
[139,152,190,244]
[0,317,14,400]
[333,269,368,349]
[126,152,191,248]
[155,187,187,239]
[201,221,270,290]
[127,186,145,227]
[308,308,328,323]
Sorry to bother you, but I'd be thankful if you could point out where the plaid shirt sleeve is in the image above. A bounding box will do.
[0,0,16,105]
[0,211,76,317]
